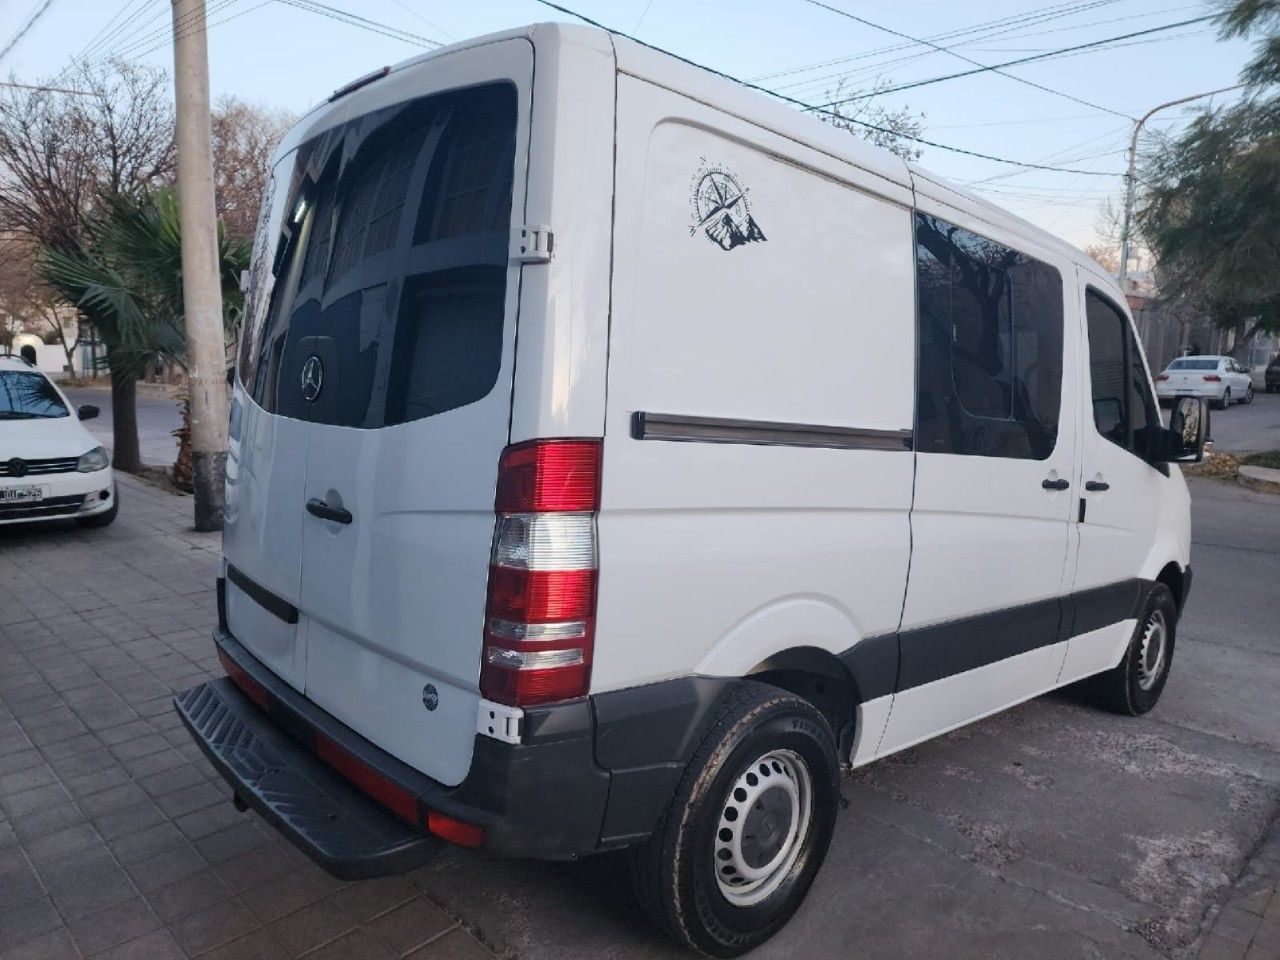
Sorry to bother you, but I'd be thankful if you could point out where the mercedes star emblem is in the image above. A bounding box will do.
[300,354,324,403]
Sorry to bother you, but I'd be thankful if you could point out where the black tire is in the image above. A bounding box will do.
[1215,388,1231,410]
[1085,583,1178,716]
[77,488,118,528]
[630,682,840,957]
[1243,384,1255,404]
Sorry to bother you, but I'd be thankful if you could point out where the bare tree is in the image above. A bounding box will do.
[1,59,174,471]
[0,235,78,372]
[818,78,926,162]
[0,59,175,251]
[211,97,294,243]
[1083,242,1121,274]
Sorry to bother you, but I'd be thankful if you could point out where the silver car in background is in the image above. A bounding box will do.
[1155,355,1254,409]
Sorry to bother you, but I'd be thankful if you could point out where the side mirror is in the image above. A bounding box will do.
[1160,396,1208,463]
[77,404,100,421]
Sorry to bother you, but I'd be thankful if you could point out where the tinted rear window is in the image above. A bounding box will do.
[0,371,68,419]
[237,83,517,428]
[1168,359,1219,371]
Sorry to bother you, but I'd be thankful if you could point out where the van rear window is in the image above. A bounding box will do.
[237,83,517,428]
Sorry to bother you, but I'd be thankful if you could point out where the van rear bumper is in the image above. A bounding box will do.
[177,628,613,870]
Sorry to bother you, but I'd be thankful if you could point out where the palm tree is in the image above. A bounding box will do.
[40,189,248,476]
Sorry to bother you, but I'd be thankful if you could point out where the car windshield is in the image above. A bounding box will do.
[0,370,69,419]
[1168,359,1219,371]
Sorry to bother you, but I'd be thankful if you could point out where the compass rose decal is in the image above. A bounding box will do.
[689,162,766,251]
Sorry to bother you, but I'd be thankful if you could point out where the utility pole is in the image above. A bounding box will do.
[1118,85,1244,292]
[171,0,229,531]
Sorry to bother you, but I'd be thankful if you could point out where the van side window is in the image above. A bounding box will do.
[1085,288,1157,460]
[239,83,517,428]
[914,213,1064,460]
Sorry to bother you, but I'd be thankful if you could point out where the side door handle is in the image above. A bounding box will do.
[306,498,352,525]
[1085,480,1110,492]
[1041,478,1070,491]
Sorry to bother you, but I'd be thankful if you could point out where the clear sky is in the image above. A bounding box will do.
[1,0,1255,254]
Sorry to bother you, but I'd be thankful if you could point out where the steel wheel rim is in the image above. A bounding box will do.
[1137,608,1168,691]
[713,749,813,907]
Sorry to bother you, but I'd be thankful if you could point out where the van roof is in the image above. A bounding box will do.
[285,21,1119,297]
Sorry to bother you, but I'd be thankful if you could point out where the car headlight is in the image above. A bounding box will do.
[77,446,110,472]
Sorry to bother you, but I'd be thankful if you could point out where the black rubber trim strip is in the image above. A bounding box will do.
[837,578,1159,699]
[839,632,899,703]
[225,564,299,625]
[631,411,913,451]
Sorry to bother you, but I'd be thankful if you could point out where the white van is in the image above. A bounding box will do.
[177,23,1207,956]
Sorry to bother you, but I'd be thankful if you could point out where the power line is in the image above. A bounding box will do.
[0,0,55,64]
[797,0,1133,119]
[754,0,1119,84]
[133,0,273,60]
[0,79,93,96]
[526,0,1119,176]
[772,1,1136,103]
[274,0,440,48]
[818,14,1218,107]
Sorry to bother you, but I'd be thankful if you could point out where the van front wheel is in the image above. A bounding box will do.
[1087,583,1178,716]
[629,682,840,957]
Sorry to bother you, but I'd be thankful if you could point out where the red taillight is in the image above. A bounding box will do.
[315,735,418,825]
[1203,374,1222,382]
[1156,374,1169,382]
[495,439,601,512]
[427,811,485,848]
[481,438,602,707]
[218,647,268,709]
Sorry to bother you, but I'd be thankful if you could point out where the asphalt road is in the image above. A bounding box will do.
[1206,391,1280,456]
[62,385,182,467]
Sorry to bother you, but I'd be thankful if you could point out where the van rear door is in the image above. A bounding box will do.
[224,118,349,693]
[291,44,533,787]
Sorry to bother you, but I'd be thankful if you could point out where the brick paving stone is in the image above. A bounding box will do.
[364,896,458,956]
[407,928,492,960]
[94,928,187,960]
[2,926,81,960]
[169,895,261,956]
[66,896,164,957]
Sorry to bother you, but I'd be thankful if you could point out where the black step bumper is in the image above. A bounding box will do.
[176,679,437,879]
[177,618,737,878]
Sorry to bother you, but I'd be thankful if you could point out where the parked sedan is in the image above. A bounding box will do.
[1266,356,1280,393]
[0,355,117,527]
[1155,355,1254,409]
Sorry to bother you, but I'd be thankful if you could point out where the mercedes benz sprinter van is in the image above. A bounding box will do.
[177,23,1207,956]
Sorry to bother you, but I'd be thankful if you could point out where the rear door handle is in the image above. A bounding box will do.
[1041,478,1070,491]
[305,498,352,524]
[1085,480,1110,492]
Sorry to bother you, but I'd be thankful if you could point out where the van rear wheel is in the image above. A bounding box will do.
[629,682,840,957]
[1086,583,1177,716]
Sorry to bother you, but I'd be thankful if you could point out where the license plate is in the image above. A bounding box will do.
[0,486,43,503]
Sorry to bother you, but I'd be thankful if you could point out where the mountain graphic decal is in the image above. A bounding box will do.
[690,165,766,251]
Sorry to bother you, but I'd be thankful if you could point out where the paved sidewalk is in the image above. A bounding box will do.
[1197,816,1280,960]
[0,474,494,960]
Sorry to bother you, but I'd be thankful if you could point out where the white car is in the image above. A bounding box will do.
[1156,355,1254,408]
[175,25,1203,957]
[0,356,117,527]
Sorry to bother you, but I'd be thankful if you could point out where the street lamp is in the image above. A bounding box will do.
[1117,85,1244,290]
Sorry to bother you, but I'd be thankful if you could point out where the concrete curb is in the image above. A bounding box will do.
[1239,465,1280,495]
